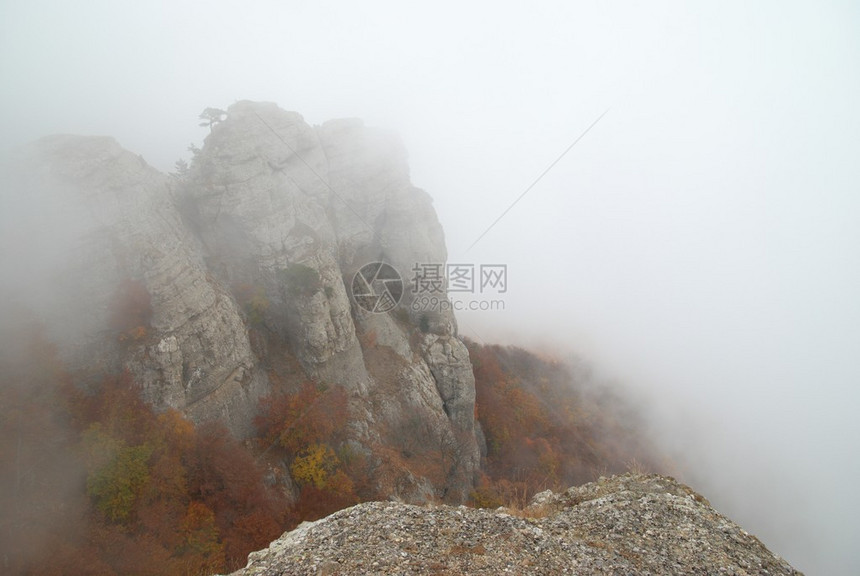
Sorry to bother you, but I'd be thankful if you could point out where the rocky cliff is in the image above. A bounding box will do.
[0,101,478,501]
[227,473,802,576]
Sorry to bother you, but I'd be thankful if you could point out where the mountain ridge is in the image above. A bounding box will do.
[224,473,802,575]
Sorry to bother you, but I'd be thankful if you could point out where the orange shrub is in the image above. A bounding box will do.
[255,382,348,454]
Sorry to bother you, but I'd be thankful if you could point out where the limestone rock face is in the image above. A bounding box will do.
[1,101,480,499]
[315,111,480,499]
[183,102,368,391]
[227,474,803,576]
[1,135,265,435]
[181,101,479,498]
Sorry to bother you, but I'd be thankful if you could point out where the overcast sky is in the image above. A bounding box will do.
[2,1,859,573]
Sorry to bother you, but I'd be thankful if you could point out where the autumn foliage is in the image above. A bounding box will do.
[0,310,664,575]
[255,381,348,453]
[467,340,661,508]
[0,330,286,575]
[0,324,376,575]
[255,382,364,520]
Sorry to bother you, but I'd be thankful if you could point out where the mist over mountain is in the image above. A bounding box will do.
[2,3,858,574]
[0,102,684,575]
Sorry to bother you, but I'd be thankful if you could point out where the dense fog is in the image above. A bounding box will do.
[1,1,858,574]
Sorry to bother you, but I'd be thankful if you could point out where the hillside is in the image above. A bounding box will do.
[467,341,666,506]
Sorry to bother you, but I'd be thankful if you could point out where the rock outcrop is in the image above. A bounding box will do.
[0,101,479,500]
[1,135,267,431]
[227,473,802,576]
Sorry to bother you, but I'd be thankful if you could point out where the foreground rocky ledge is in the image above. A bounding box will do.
[228,473,801,575]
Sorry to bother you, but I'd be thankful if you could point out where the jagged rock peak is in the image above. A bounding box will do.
[226,473,802,576]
